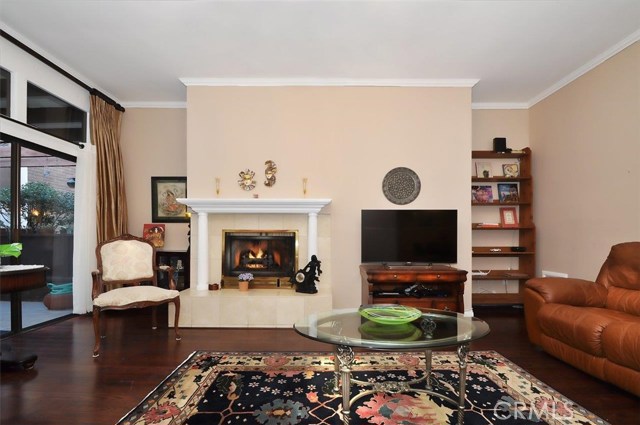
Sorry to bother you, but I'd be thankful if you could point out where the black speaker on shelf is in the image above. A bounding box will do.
[493,137,510,153]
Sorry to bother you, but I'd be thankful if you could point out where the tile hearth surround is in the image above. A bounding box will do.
[170,198,332,328]
[171,286,332,328]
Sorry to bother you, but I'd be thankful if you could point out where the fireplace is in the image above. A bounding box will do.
[222,230,298,287]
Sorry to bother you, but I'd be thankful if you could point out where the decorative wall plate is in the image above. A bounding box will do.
[382,167,421,205]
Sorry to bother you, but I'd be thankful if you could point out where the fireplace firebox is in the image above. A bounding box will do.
[222,230,298,287]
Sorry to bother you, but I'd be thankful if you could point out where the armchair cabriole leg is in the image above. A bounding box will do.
[174,297,181,341]
[151,306,158,330]
[92,306,101,357]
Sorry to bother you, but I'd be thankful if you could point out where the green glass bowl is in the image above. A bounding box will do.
[358,321,422,341]
[358,304,423,325]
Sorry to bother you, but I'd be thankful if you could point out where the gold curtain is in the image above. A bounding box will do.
[90,94,127,243]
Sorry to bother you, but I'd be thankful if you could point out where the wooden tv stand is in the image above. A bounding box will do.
[360,264,467,313]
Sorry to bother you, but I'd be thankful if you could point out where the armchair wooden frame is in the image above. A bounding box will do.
[91,234,181,357]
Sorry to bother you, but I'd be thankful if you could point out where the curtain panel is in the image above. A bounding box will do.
[90,95,128,243]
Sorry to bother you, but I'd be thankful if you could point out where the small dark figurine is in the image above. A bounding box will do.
[291,255,322,294]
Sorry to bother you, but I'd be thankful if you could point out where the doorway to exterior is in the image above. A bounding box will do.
[0,139,76,335]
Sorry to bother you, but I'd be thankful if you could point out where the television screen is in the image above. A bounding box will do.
[361,209,457,264]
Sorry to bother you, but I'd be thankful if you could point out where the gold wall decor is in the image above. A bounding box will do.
[238,169,256,191]
[264,160,277,187]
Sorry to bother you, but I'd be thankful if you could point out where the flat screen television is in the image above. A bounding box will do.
[361,209,457,264]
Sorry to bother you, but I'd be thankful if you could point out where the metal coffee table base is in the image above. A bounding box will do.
[333,344,469,425]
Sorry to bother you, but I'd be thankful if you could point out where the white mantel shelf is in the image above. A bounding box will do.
[178,198,331,214]
[177,198,332,291]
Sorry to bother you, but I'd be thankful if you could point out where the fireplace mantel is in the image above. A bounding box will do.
[178,198,331,214]
[177,198,331,290]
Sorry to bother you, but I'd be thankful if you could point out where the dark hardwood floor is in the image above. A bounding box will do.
[1,306,638,425]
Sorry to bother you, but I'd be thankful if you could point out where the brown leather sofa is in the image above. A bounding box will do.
[524,242,640,396]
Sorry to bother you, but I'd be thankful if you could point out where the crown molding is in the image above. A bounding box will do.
[528,28,640,108]
[179,78,479,88]
[471,103,529,110]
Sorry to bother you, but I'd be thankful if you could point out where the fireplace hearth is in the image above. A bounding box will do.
[223,230,298,287]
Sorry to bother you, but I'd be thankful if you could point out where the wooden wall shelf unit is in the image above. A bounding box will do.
[360,264,467,313]
[471,148,536,306]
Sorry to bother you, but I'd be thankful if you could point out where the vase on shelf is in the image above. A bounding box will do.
[238,280,250,291]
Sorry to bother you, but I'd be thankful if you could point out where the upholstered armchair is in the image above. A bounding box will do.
[91,234,181,357]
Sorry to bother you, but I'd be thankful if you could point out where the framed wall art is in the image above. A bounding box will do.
[151,176,188,222]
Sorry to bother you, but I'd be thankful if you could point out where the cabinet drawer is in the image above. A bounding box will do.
[371,297,433,309]
[367,273,416,283]
[432,301,458,312]
[415,273,465,283]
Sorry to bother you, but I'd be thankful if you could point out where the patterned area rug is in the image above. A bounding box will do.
[118,351,609,425]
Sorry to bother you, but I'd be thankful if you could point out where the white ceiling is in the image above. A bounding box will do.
[1,1,639,108]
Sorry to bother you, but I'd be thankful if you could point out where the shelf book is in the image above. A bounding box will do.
[497,183,519,203]
[471,185,493,203]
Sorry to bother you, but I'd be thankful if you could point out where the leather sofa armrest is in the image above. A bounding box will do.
[523,278,607,347]
[525,277,607,307]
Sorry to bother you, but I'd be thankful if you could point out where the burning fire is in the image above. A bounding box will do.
[230,237,285,272]
[249,247,265,259]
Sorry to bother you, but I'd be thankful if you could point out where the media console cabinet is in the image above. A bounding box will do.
[360,264,467,313]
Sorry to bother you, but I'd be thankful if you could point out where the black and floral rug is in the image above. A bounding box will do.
[118,351,609,425]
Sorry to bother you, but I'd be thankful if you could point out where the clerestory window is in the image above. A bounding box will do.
[27,83,86,144]
[0,67,10,117]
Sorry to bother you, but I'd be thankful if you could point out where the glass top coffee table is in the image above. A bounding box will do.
[294,306,490,424]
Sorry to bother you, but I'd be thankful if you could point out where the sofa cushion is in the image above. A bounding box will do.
[538,304,636,357]
[94,286,179,308]
[601,321,640,371]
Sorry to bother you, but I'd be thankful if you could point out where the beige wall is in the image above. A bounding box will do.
[472,109,529,151]
[117,42,639,312]
[530,41,640,279]
[186,86,473,310]
[120,108,189,250]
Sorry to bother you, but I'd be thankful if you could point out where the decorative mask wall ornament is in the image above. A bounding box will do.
[238,169,256,191]
[264,160,277,187]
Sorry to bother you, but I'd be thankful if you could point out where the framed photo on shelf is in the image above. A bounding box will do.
[151,176,189,222]
[472,185,494,203]
[497,183,519,203]
[500,207,518,227]
[502,163,519,177]
[475,162,493,178]
[143,223,165,247]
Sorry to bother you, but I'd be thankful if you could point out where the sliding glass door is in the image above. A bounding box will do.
[0,138,76,335]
